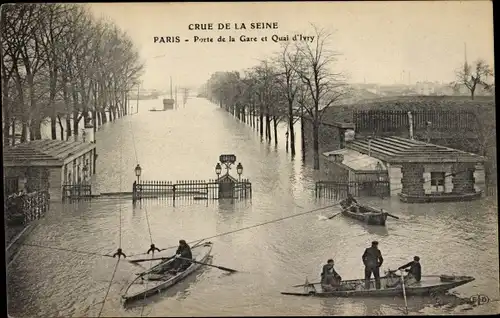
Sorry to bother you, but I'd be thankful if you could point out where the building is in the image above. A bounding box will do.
[3,121,97,201]
[322,135,485,203]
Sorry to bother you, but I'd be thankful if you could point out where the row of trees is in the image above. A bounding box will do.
[203,26,351,169]
[1,3,144,145]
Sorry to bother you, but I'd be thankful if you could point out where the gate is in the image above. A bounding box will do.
[62,184,92,201]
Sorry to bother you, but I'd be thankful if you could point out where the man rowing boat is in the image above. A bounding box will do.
[340,193,359,212]
[168,239,193,274]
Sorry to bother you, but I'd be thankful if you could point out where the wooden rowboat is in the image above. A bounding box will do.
[341,204,388,226]
[281,273,475,298]
[122,241,213,303]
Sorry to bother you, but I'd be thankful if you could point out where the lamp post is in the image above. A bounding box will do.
[134,164,142,184]
[82,164,88,184]
[215,162,222,179]
[236,162,243,181]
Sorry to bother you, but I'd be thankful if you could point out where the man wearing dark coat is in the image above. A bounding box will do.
[362,241,384,290]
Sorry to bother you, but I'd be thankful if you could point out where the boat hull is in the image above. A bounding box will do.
[341,204,387,226]
[282,274,475,298]
[122,242,212,303]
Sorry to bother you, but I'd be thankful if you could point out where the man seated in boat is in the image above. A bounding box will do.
[169,240,193,274]
[320,259,343,291]
[398,256,421,285]
[340,193,359,212]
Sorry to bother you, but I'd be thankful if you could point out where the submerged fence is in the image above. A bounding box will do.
[315,180,390,199]
[5,191,49,226]
[62,184,92,201]
[132,179,252,202]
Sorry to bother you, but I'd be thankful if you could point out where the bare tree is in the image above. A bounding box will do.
[273,42,302,156]
[291,25,350,169]
[453,59,494,100]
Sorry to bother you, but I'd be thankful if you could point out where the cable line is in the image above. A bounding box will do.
[97,259,121,317]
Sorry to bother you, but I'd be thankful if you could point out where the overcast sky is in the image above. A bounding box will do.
[88,1,494,90]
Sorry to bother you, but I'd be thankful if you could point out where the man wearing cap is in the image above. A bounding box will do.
[398,256,422,285]
[362,241,384,290]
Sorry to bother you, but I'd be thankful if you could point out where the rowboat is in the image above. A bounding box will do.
[281,272,475,298]
[122,241,213,303]
[341,203,389,226]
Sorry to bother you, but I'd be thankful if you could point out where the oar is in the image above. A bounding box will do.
[385,212,400,220]
[176,256,237,273]
[328,204,352,219]
[292,281,320,287]
[399,270,409,315]
[129,255,174,264]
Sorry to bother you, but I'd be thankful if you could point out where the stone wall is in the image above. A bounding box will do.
[401,163,425,196]
[452,163,476,194]
[48,167,63,201]
[320,156,349,181]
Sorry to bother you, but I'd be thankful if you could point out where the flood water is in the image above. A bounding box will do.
[7,97,500,317]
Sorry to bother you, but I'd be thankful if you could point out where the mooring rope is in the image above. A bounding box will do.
[97,258,121,317]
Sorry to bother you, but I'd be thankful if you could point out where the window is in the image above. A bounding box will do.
[430,172,445,193]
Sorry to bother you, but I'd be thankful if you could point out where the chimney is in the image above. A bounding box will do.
[84,117,95,143]
[407,111,414,140]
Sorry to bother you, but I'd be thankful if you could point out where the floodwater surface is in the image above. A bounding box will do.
[7,97,500,317]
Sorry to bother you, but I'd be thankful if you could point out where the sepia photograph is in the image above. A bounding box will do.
[2,1,498,317]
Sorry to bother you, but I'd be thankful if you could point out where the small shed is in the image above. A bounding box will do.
[346,136,486,202]
[216,174,238,199]
[3,139,97,201]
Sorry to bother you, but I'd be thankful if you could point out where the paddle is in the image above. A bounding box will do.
[385,212,400,220]
[292,281,320,288]
[129,255,175,264]
[176,256,238,273]
[328,204,352,219]
[399,270,409,315]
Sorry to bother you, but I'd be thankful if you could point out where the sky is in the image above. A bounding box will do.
[88,1,494,90]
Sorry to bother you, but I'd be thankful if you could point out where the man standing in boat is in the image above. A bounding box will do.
[362,241,384,290]
[398,256,422,285]
[320,259,342,291]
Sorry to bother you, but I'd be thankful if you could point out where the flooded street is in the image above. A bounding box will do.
[7,97,499,317]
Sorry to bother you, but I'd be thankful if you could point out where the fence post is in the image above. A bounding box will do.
[132,181,137,204]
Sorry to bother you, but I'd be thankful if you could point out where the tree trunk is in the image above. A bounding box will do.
[21,122,28,143]
[11,118,16,146]
[266,112,271,142]
[288,102,296,156]
[312,118,320,170]
[57,115,64,140]
[470,89,475,100]
[259,105,264,138]
[301,115,306,161]
[273,117,278,146]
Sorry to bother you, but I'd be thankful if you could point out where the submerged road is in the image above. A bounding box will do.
[7,97,499,316]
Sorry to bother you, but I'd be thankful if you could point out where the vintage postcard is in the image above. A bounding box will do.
[3,1,497,317]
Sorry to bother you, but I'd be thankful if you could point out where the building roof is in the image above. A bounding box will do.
[3,139,95,167]
[346,136,484,163]
[323,148,387,172]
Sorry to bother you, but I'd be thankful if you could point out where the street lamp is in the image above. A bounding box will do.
[215,162,222,179]
[82,164,88,183]
[236,162,243,181]
[134,164,142,184]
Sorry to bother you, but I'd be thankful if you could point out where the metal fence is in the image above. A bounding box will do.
[5,191,49,226]
[62,184,92,201]
[132,179,252,203]
[315,180,390,199]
